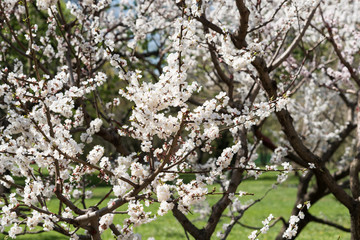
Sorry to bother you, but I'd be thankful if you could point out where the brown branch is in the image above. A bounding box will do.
[194,16,225,36]
[321,122,356,162]
[232,0,250,48]
[172,204,204,239]
[350,94,360,198]
[269,3,319,71]
[252,55,354,210]
[320,8,360,87]
[203,128,248,238]
[74,119,187,225]
[247,0,289,33]
[309,213,350,232]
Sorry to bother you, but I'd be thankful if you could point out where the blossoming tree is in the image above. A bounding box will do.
[0,0,360,239]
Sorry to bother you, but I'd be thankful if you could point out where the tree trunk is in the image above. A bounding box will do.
[89,219,101,240]
[350,205,360,240]
[350,92,360,240]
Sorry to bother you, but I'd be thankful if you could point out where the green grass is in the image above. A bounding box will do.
[1,173,350,240]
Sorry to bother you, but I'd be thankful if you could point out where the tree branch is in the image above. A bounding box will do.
[269,3,319,71]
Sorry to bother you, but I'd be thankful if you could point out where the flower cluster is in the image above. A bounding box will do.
[283,202,311,239]
[248,214,275,240]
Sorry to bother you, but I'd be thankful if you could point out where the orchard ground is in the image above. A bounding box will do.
[1,172,349,240]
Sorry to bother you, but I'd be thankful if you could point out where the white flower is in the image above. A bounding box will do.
[157,201,174,216]
[80,133,93,143]
[233,55,251,70]
[27,211,43,229]
[94,72,107,86]
[48,95,74,118]
[99,214,114,232]
[130,162,146,178]
[276,97,288,111]
[0,175,14,188]
[289,215,300,225]
[141,140,152,152]
[113,184,128,197]
[87,145,104,165]
[43,218,54,231]
[9,224,22,238]
[127,201,153,226]
[270,147,288,164]
[85,190,93,199]
[248,230,258,240]
[156,184,171,202]
[62,207,73,218]
[100,157,111,170]
[204,125,219,140]
[281,162,292,171]
[88,118,103,135]
[70,234,79,240]
[36,0,56,10]
[73,189,81,199]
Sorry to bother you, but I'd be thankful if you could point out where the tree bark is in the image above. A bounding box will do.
[349,93,360,240]
[350,204,360,240]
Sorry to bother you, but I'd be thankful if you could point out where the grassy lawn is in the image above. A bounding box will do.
[1,173,350,240]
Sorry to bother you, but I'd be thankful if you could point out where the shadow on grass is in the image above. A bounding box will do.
[165,231,186,238]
